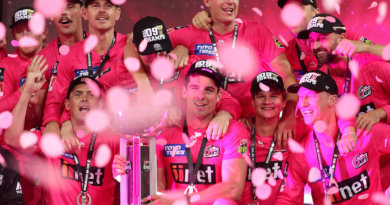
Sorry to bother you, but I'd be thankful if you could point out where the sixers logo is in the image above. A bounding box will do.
[357,85,371,100]
[352,153,368,168]
[204,145,220,158]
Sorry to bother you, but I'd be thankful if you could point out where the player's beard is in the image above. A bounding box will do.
[313,47,337,67]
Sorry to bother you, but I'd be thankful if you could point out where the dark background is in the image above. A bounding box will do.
[1,0,389,53]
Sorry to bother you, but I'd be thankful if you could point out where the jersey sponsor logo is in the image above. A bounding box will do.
[273,36,284,48]
[62,153,74,160]
[294,70,306,81]
[246,161,283,181]
[74,66,98,77]
[204,145,220,158]
[352,153,368,169]
[238,139,248,155]
[60,159,105,186]
[194,44,215,56]
[19,77,26,87]
[163,144,187,157]
[0,67,4,82]
[357,85,372,100]
[329,170,370,204]
[357,102,376,116]
[170,163,216,185]
[360,36,373,45]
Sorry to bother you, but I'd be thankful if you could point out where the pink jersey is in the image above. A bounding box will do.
[38,38,62,92]
[43,32,137,125]
[276,122,390,205]
[156,120,249,204]
[33,128,120,205]
[169,20,285,117]
[0,47,7,60]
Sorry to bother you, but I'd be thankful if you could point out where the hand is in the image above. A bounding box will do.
[124,32,140,60]
[168,45,189,69]
[141,195,178,205]
[61,120,80,154]
[166,107,183,127]
[206,111,233,141]
[239,115,255,130]
[356,108,386,132]
[337,126,357,154]
[275,114,296,149]
[112,155,126,178]
[332,39,367,58]
[24,55,48,94]
[192,10,212,31]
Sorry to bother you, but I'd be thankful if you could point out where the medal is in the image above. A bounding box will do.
[184,184,198,194]
[77,192,92,205]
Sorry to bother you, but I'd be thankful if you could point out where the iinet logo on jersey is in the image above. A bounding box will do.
[246,161,283,181]
[60,159,105,186]
[171,163,216,185]
[329,170,370,204]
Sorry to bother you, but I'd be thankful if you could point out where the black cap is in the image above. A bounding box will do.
[68,0,83,5]
[278,0,317,8]
[66,76,101,99]
[133,16,173,55]
[10,7,34,29]
[251,71,286,95]
[287,70,338,95]
[185,60,223,88]
[297,14,346,39]
[85,0,115,6]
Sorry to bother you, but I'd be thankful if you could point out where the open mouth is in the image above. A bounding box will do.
[222,8,234,14]
[96,16,108,21]
[261,107,275,111]
[301,109,314,116]
[58,17,72,25]
[79,106,90,113]
[194,102,207,108]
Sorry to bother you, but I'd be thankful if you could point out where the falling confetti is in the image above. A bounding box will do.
[219,42,256,78]
[76,130,85,139]
[382,44,390,61]
[335,3,341,14]
[152,89,172,107]
[268,174,277,186]
[156,138,168,146]
[0,153,6,167]
[28,12,45,35]
[326,16,337,23]
[272,152,283,161]
[34,0,66,18]
[376,75,384,83]
[20,132,38,149]
[124,57,141,72]
[256,183,272,200]
[327,186,339,195]
[259,83,270,92]
[0,111,13,129]
[277,170,284,179]
[85,110,109,132]
[252,7,263,16]
[349,60,360,78]
[371,192,390,205]
[190,194,201,203]
[308,167,321,183]
[251,168,267,187]
[106,87,131,113]
[322,0,341,13]
[288,138,305,153]
[358,193,370,200]
[59,45,70,55]
[281,3,304,28]
[150,57,174,81]
[40,133,64,158]
[95,144,112,167]
[243,153,254,168]
[11,40,19,47]
[376,2,388,24]
[19,36,39,48]
[111,0,126,5]
[0,22,5,40]
[368,1,378,9]
[235,18,243,24]
[323,197,332,205]
[336,94,360,120]
[314,120,327,133]
[84,35,98,54]
[85,78,101,97]
[139,39,148,53]
[278,35,289,47]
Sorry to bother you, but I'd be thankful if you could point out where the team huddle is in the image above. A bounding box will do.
[0,0,389,204]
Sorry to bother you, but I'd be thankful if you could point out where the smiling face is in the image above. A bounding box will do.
[12,22,45,56]
[203,0,239,25]
[252,87,286,120]
[53,2,82,36]
[65,84,99,125]
[309,32,343,65]
[82,0,120,33]
[182,75,221,120]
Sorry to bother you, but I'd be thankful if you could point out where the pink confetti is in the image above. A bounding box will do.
[111,0,126,5]
[386,186,390,198]
[280,3,304,28]
[243,153,254,168]
[358,193,370,200]
[124,57,141,72]
[156,138,168,146]
[335,94,360,120]
[349,60,360,78]
[220,42,256,77]
[152,89,172,107]
[272,152,283,161]
[0,22,5,40]
[139,39,148,53]
[326,16,336,23]
[206,59,224,69]
[190,194,201,203]
[150,57,174,81]
[376,76,384,83]
[172,199,187,205]
[59,45,70,55]
[376,2,388,24]
[76,130,85,139]
[323,197,332,205]
[368,1,378,9]
[259,83,270,92]
[256,183,272,200]
[335,3,341,14]
[371,192,390,205]
[40,133,64,158]
[107,87,130,113]
[11,40,19,47]
[235,18,243,24]
[170,146,180,157]
[268,174,277,186]
[0,111,13,129]
[35,0,66,18]
[252,7,263,17]
[327,186,339,195]
[277,170,284,179]
[213,198,237,205]
[18,36,39,48]
[322,0,341,13]
[85,110,109,132]
[308,167,321,183]
[278,35,289,47]
[20,132,38,149]
[382,44,390,61]
[28,12,45,35]
[288,138,305,153]
[0,153,6,167]
[314,120,327,133]
[85,78,101,97]
[84,35,98,54]
[251,168,267,187]
[95,144,112,167]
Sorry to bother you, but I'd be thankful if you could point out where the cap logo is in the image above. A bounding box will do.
[153,43,162,51]
[194,61,216,72]
[257,72,279,83]
[14,9,34,22]
[300,72,321,85]
[142,25,165,43]
[307,17,325,30]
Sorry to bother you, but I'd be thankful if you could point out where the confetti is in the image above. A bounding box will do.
[18,36,39,48]
[281,3,304,28]
[358,193,369,200]
[35,0,66,18]
[252,7,263,17]
[150,57,174,81]
[259,83,270,92]
[139,39,148,53]
[371,192,390,205]
[95,144,112,167]
[368,1,378,9]
[20,132,38,149]
[272,152,283,161]
[111,0,126,5]
[29,12,45,35]
[256,183,272,200]
[314,120,327,133]
[376,2,388,24]
[85,110,109,132]
[84,35,98,54]
[382,44,390,61]
[288,138,305,153]
[59,45,70,55]
[76,130,85,139]
[349,60,360,78]
[308,167,321,183]
[156,138,168,146]
[335,94,360,120]
[251,168,267,187]
[124,57,141,72]
[40,133,64,158]
[85,78,101,97]
[268,174,277,186]
[0,111,13,129]
[0,22,6,40]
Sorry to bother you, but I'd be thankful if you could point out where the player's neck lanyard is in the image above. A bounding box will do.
[313,130,340,198]
[326,58,351,94]
[250,122,276,203]
[73,132,98,205]
[208,23,238,90]
[183,118,208,194]
[86,31,117,78]
[296,43,309,74]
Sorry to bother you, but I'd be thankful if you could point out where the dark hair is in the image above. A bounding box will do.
[251,86,286,100]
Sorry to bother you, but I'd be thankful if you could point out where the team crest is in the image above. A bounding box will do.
[352,153,368,168]
[204,145,220,158]
[238,139,248,155]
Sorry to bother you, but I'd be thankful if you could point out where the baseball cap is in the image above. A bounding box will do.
[68,0,83,5]
[133,16,173,55]
[66,76,101,99]
[297,14,346,39]
[278,0,317,8]
[250,71,286,95]
[10,7,34,28]
[185,60,223,88]
[84,0,117,6]
[287,70,338,95]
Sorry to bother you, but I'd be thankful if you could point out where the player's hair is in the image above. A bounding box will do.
[251,86,286,100]
[184,73,221,92]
